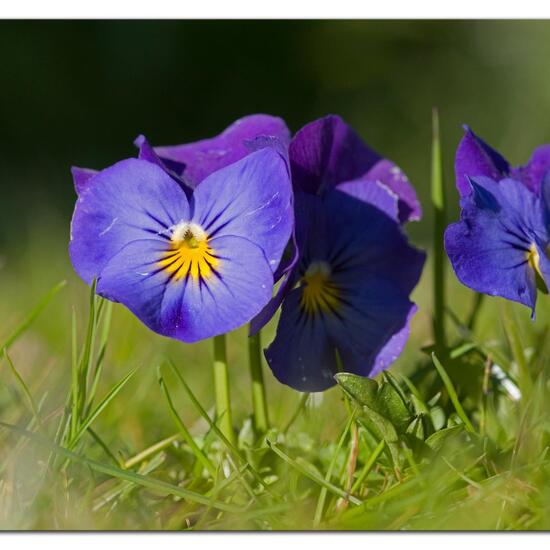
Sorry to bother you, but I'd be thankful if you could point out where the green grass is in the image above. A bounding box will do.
[2,236,550,530]
[2,130,550,531]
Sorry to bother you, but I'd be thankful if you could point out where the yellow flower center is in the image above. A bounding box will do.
[300,261,340,315]
[158,222,219,281]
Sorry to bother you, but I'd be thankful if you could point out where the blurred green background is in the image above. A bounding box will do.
[3,20,550,250]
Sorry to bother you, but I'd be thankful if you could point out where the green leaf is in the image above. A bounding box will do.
[335,372,412,432]
[425,425,464,452]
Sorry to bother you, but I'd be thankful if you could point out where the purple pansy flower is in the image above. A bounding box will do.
[455,126,550,196]
[445,175,550,315]
[447,128,550,315]
[69,143,293,342]
[262,115,425,392]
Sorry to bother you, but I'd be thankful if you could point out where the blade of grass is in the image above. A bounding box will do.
[0,421,242,514]
[431,108,447,353]
[282,393,309,434]
[351,438,385,493]
[314,409,357,525]
[123,433,180,470]
[0,280,66,353]
[165,359,276,498]
[2,349,42,428]
[500,299,532,398]
[266,438,362,506]
[432,353,475,433]
[86,301,114,413]
[67,366,139,449]
[165,359,240,458]
[77,280,99,419]
[157,365,216,478]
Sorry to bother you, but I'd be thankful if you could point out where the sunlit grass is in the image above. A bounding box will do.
[2,223,550,530]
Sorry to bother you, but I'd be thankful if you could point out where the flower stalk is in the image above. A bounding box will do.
[431,107,447,353]
[213,334,235,447]
[248,331,269,433]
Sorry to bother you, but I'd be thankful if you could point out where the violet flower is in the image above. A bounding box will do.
[263,115,425,392]
[69,144,293,342]
[446,128,550,314]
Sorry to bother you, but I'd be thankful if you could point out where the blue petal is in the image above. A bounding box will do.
[96,235,273,342]
[70,158,190,285]
[134,134,191,194]
[445,176,548,312]
[71,166,98,195]
[265,277,414,392]
[191,147,293,274]
[336,179,400,222]
[324,189,425,296]
[455,126,510,196]
[154,114,291,187]
[264,288,339,392]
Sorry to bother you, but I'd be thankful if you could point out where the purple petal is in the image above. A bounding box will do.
[336,179,400,222]
[191,147,293,274]
[70,158,189,285]
[326,189,426,296]
[369,305,417,378]
[445,176,547,313]
[289,114,380,195]
[264,288,341,392]
[265,277,414,392]
[154,114,291,187]
[134,134,191,194]
[359,159,422,222]
[96,235,273,342]
[71,166,98,195]
[455,126,510,196]
[511,144,550,193]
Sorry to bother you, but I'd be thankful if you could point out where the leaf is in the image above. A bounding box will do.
[425,425,464,452]
[335,372,412,432]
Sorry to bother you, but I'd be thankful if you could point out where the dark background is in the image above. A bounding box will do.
[2,20,550,250]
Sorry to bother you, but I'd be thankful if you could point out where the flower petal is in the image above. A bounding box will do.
[154,114,291,187]
[96,235,273,342]
[325,189,425,296]
[359,159,422,222]
[289,114,380,195]
[71,166,98,195]
[264,288,340,392]
[511,144,550,193]
[134,134,191,193]
[191,147,293,273]
[336,179,400,222]
[70,158,189,285]
[369,304,417,378]
[445,176,545,312]
[265,278,414,392]
[455,126,510,196]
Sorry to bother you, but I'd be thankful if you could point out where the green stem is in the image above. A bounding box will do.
[500,300,532,399]
[431,108,447,353]
[248,331,269,433]
[213,334,235,447]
